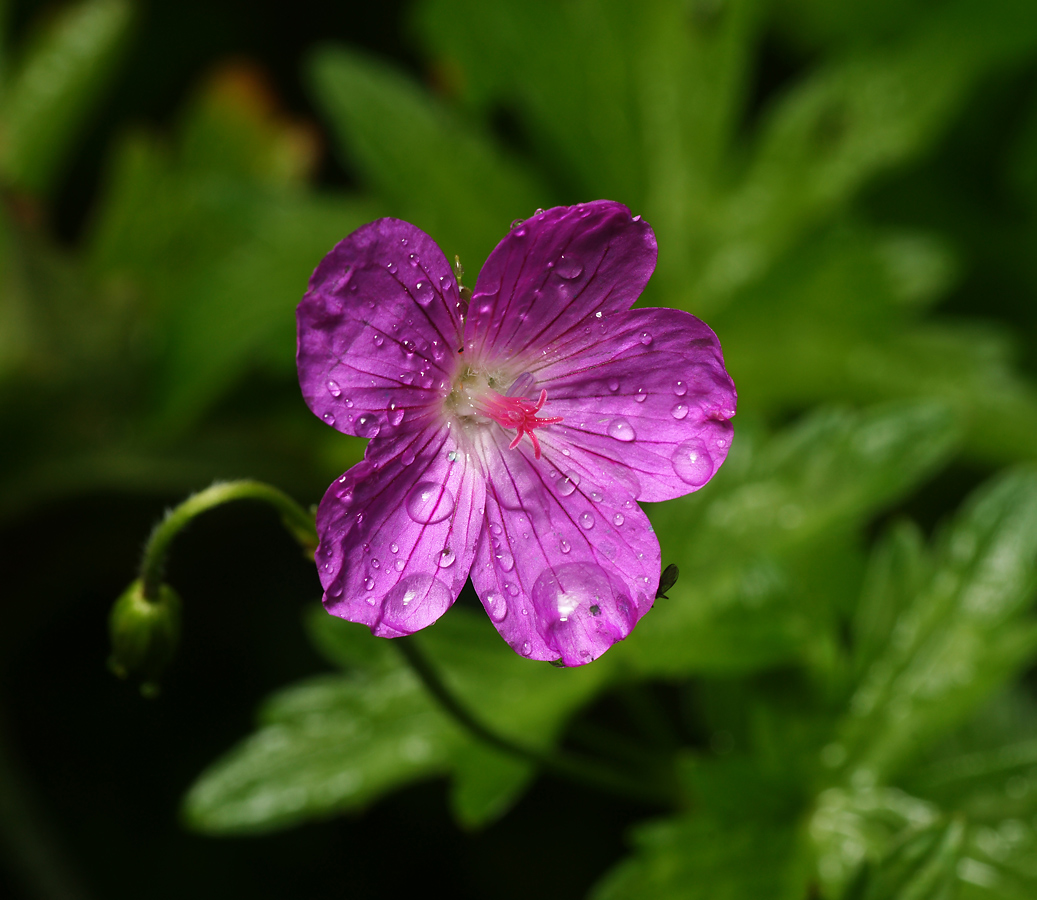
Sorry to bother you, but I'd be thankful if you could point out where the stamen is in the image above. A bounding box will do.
[475,387,563,459]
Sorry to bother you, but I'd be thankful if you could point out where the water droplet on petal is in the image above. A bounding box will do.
[612,513,624,526]
[673,379,687,397]
[364,576,375,590]
[608,378,619,392]
[590,491,603,502]
[607,419,636,442]
[401,450,415,466]
[413,280,434,306]
[390,542,399,553]
[447,450,458,462]
[634,388,647,403]
[505,582,519,597]
[496,550,515,572]
[372,558,381,569]
[356,414,381,437]
[560,539,571,554]
[580,513,594,530]
[557,472,580,496]
[326,380,342,397]
[672,438,714,486]
[639,331,652,346]
[671,403,689,420]
[394,559,405,572]
[406,482,455,524]
[486,594,507,622]
[373,334,384,348]
[438,547,456,568]
[490,522,502,536]
[555,254,583,279]
[520,641,533,656]
[388,404,405,426]
[386,261,398,274]
[381,574,453,631]
[323,412,336,426]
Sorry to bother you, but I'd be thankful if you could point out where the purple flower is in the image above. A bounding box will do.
[297,201,736,666]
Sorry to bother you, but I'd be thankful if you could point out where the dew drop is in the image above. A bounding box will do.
[639,331,652,346]
[590,491,603,502]
[394,559,405,572]
[447,450,458,462]
[326,380,342,397]
[672,438,714,486]
[580,513,594,530]
[388,404,405,426]
[438,547,456,568]
[372,558,381,569]
[520,641,533,657]
[555,254,583,279]
[606,419,636,442]
[486,593,508,622]
[496,550,515,572]
[381,575,453,631]
[390,542,399,553]
[560,539,571,554]
[356,414,381,437]
[671,403,689,420]
[490,523,502,535]
[413,280,434,306]
[557,471,581,496]
[373,334,384,348]
[386,261,398,274]
[363,576,375,591]
[505,582,519,597]
[406,482,455,524]
[608,378,620,392]
[612,513,625,526]
[322,412,336,426]
[401,450,415,466]
[634,388,647,403]
[673,379,687,397]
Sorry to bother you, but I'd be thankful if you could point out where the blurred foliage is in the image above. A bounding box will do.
[7,0,1037,897]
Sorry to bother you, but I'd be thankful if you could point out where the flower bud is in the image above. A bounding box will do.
[108,579,181,696]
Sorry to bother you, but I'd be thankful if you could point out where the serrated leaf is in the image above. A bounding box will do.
[839,469,1037,784]
[307,45,548,269]
[0,0,132,194]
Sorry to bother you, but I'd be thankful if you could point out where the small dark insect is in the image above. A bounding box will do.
[656,564,679,600]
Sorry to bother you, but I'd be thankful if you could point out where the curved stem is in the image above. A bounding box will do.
[139,480,316,600]
[396,637,675,808]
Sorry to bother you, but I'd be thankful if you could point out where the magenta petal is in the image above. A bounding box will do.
[464,202,656,372]
[315,425,485,636]
[536,307,736,502]
[297,218,463,439]
[470,430,660,666]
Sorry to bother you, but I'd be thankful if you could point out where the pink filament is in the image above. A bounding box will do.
[478,388,563,459]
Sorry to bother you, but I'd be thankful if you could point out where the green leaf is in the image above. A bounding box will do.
[448,740,533,830]
[0,0,132,194]
[838,469,1037,784]
[307,45,548,270]
[616,402,958,676]
[592,814,810,900]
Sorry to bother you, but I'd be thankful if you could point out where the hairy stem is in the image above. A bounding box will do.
[139,480,317,600]
[396,637,676,808]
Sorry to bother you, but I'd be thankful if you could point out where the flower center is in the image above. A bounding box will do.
[447,370,563,459]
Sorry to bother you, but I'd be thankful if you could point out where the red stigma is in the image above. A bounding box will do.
[479,388,563,459]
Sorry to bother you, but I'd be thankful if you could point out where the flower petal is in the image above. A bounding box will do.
[298,218,464,439]
[535,307,736,502]
[315,425,485,637]
[469,429,659,666]
[464,201,656,374]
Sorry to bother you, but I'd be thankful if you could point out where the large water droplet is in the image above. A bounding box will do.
[606,419,636,442]
[673,379,687,397]
[438,547,456,568]
[672,439,714,486]
[381,574,453,631]
[671,403,689,420]
[322,412,336,426]
[486,593,508,622]
[363,576,375,591]
[413,280,434,306]
[356,414,381,437]
[557,471,581,496]
[580,513,594,530]
[555,254,583,279]
[406,482,455,524]
[327,380,342,397]
[639,331,652,346]
[388,404,405,426]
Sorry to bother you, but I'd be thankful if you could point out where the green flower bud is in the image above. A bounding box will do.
[108,579,181,696]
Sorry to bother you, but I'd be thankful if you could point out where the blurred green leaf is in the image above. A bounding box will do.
[838,469,1037,785]
[0,0,132,194]
[592,814,810,900]
[616,402,958,676]
[186,606,611,833]
[307,44,549,268]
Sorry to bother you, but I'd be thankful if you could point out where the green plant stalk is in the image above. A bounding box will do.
[396,636,677,808]
[139,480,317,600]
